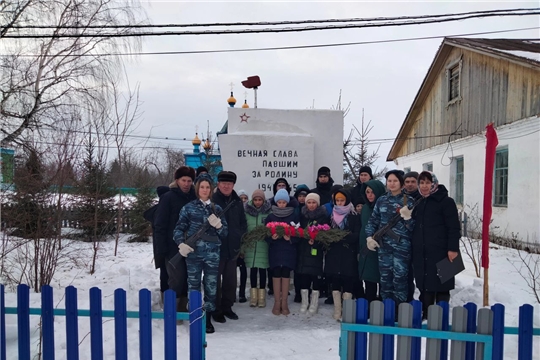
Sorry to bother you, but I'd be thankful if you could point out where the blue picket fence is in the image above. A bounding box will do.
[0,284,206,360]
[340,298,539,360]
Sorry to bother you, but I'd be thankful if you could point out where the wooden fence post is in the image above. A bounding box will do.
[164,290,177,360]
[189,290,204,360]
[368,301,384,359]
[439,301,450,360]
[65,286,79,360]
[396,302,413,360]
[139,289,152,360]
[355,298,369,360]
[17,284,30,360]
[491,303,505,360]
[342,299,356,360]
[89,287,103,360]
[449,306,467,360]
[425,305,443,360]
[41,285,55,360]
[382,299,395,360]
[1,284,6,360]
[518,304,533,360]
[114,289,128,360]
[464,302,477,360]
[475,308,493,360]
[410,300,422,360]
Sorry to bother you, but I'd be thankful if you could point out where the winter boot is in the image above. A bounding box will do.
[281,278,291,315]
[257,288,266,308]
[272,278,281,315]
[249,288,258,307]
[308,290,320,315]
[206,313,215,334]
[299,289,309,313]
[332,291,342,320]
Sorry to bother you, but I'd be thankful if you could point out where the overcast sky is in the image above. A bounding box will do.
[123,0,540,174]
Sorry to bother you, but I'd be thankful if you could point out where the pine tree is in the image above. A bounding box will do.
[128,173,155,243]
[9,148,55,238]
[343,109,387,187]
[76,139,115,242]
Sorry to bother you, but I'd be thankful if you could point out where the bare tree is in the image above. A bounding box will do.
[0,0,147,145]
[508,235,540,304]
[106,74,143,256]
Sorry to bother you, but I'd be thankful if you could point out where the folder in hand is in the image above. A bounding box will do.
[436,253,465,284]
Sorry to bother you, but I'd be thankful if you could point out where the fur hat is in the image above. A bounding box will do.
[385,169,405,186]
[217,170,237,184]
[196,166,208,177]
[274,189,290,204]
[359,166,373,179]
[174,166,195,181]
[305,193,320,206]
[404,171,419,180]
[252,189,266,201]
[317,166,331,177]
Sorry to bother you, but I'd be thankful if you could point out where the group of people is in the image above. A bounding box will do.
[150,163,461,334]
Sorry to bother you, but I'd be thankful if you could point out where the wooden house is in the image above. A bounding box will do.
[387,38,540,243]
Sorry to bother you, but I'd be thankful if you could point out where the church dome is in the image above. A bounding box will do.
[242,100,249,109]
[227,91,236,107]
[192,133,201,145]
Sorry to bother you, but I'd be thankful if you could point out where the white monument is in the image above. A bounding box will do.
[218,107,344,198]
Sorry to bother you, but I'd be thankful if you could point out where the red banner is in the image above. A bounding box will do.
[482,123,499,269]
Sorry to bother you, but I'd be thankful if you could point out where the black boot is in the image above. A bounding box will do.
[206,313,215,334]
[212,311,226,323]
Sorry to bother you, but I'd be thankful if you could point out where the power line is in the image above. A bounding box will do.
[2,11,539,38]
[5,26,538,57]
[6,8,538,29]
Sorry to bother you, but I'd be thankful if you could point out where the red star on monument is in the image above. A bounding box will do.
[240,113,250,123]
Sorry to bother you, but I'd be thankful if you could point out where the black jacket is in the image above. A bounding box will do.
[212,189,248,260]
[324,213,362,277]
[297,206,329,276]
[264,212,300,270]
[153,186,196,268]
[412,185,461,292]
[351,180,368,207]
[310,177,335,205]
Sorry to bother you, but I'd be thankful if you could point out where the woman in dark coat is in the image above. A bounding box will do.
[358,179,386,303]
[265,189,300,316]
[412,171,461,319]
[297,193,329,315]
[325,189,361,320]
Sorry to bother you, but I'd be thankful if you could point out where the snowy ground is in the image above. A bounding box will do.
[1,233,539,359]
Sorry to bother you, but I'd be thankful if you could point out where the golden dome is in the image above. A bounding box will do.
[192,133,201,145]
[227,91,237,106]
[203,139,212,150]
[242,100,249,109]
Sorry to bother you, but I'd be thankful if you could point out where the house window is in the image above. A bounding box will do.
[423,162,433,172]
[494,148,508,207]
[454,157,464,205]
[404,167,411,173]
[448,65,460,101]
